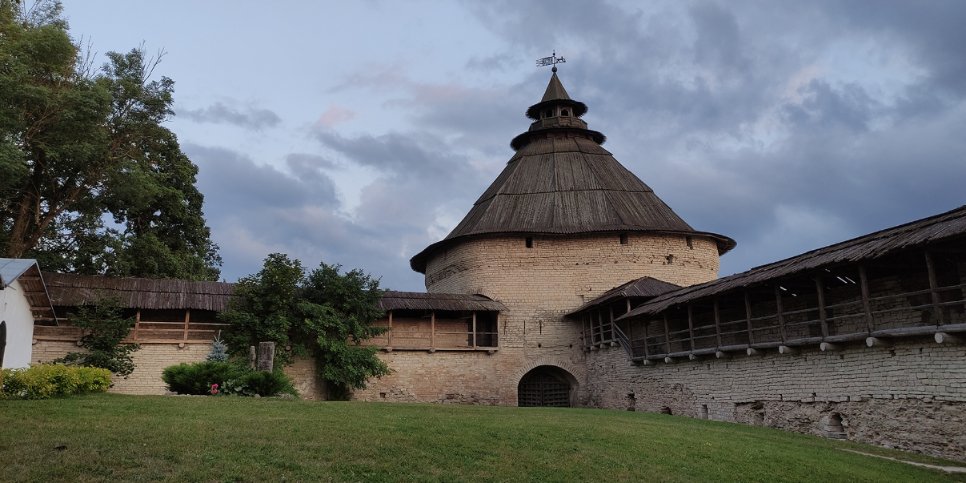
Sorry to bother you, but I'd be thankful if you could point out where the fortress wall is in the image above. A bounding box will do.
[31,340,210,395]
[355,233,720,405]
[584,340,966,461]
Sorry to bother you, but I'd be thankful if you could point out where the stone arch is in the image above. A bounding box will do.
[516,363,579,407]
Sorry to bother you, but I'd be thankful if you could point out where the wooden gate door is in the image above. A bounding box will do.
[518,367,572,407]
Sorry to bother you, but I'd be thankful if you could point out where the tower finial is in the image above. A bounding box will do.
[536,50,566,73]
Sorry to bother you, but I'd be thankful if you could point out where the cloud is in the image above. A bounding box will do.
[185,142,428,290]
[316,105,357,127]
[178,101,281,130]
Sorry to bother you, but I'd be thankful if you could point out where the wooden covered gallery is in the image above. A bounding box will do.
[367,291,505,352]
[33,273,234,345]
[573,205,966,363]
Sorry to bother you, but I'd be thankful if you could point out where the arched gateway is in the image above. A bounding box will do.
[517,365,577,407]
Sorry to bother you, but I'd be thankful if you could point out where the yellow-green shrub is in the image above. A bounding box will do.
[0,364,112,399]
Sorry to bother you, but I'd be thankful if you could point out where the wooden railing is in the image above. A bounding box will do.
[33,309,228,344]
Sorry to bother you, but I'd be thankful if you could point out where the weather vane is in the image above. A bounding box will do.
[536,51,566,72]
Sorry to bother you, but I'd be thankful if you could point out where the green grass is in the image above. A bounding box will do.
[0,394,963,482]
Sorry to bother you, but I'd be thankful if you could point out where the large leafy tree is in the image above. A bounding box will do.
[0,0,220,280]
[221,254,390,399]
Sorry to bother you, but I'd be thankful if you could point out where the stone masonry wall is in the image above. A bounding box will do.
[584,339,966,461]
[32,340,209,395]
[32,340,324,398]
[355,233,721,405]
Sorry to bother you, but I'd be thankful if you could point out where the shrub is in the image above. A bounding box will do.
[161,361,245,395]
[0,364,112,400]
[223,370,297,398]
[161,361,296,397]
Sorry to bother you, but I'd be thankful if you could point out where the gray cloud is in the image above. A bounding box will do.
[179,102,282,130]
[185,143,426,290]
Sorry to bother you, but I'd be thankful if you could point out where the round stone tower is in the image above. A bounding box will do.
[412,71,733,306]
[404,71,735,405]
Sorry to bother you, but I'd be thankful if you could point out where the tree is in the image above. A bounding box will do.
[55,299,139,376]
[221,254,390,399]
[0,0,221,280]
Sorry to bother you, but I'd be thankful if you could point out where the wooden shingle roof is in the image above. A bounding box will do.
[569,276,682,315]
[379,291,506,312]
[411,73,734,272]
[619,204,966,319]
[43,272,235,312]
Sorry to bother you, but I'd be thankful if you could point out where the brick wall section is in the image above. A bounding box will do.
[355,233,720,404]
[284,356,326,400]
[32,340,209,395]
[583,340,966,461]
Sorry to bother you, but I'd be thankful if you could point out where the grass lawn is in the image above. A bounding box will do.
[1,394,963,482]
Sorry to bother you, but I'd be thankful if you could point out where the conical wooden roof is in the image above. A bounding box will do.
[411,73,734,273]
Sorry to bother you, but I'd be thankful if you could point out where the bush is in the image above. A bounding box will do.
[162,361,245,395]
[0,364,112,400]
[223,370,297,398]
[161,361,296,397]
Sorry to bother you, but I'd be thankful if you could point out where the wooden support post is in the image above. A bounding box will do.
[248,346,256,369]
[182,309,191,342]
[819,342,840,352]
[626,298,632,315]
[133,309,141,341]
[387,310,393,348]
[858,265,874,333]
[815,277,828,338]
[662,313,672,355]
[609,305,615,340]
[713,298,722,348]
[744,290,755,345]
[924,251,946,325]
[775,286,786,343]
[935,332,961,344]
[472,311,477,348]
[598,310,605,342]
[430,311,436,351]
[642,319,650,359]
[686,304,695,352]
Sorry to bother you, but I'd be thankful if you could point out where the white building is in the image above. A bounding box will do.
[0,259,53,368]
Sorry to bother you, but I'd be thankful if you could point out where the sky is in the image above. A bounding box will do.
[60,1,966,290]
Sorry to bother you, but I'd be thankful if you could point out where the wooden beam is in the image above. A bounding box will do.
[641,318,650,359]
[778,345,797,355]
[387,310,393,348]
[663,313,672,355]
[775,286,786,343]
[935,332,961,344]
[133,309,141,341]
[430,310,436,350]
[744,290,755,345]
[819,342,840,352]
[713,298,723,348]
[924,251,946,325]
[472,311,477,348]
[858,265,874,333]
[866,336,891,348]
[182,309,191,342]
[686,304,695,352]
[609,305,615,340]
[815,276,828,338]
